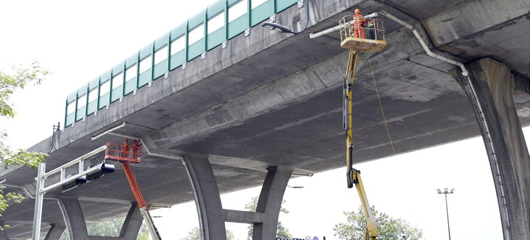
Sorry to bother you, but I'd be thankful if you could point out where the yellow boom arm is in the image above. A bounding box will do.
[344,50,378,240]
[350,169,378,239]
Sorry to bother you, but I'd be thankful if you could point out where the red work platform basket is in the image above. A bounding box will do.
[104,142,142,163]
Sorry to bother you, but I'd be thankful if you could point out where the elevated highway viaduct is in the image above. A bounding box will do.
[0,0,529,239]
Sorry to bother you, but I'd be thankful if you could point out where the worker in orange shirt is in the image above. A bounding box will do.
[132,140,142,159]
[122,138,130,158]
[353,9,365,39]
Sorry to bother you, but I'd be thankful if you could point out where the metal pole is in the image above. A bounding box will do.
[32,163,46,240]
[444,193,452,240]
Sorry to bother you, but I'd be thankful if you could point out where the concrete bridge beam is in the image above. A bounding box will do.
[58,198,143,240]
[451,57,530,240]
[182,155,292,240]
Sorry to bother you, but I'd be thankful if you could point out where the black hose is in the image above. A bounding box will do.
[47,123,59,154]
[47,130,55,154]
[261,0,311,34]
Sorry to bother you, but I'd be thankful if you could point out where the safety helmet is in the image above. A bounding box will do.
[125,138,129,141]
[355,9,361,14]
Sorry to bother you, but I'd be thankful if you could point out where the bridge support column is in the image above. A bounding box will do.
[182,155,292,240]
[59,197,90,240]
[44,224,66,240]
[59,198,143,240]
[252,166,292,240]
[182,155,226,240]
[119,203,143,240]
[451,57,530,240]
[0,225,8,240]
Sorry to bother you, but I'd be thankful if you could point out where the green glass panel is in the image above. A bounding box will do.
[65,91,76,127]
[138,70,152,88]
[171,23,186,37]
[125,53,138,95]
[76,106,86,122]
[154,59,168,79]
[170,51,186,70]
[228,14,249,39]
[208,0,226,15]
[66,113,75,127]
[251,0,274,26]
[98,93,110,110]
[275,0,297,12]
[88,77,99,89]
[155,33,170,49]
[99,70,111,109]
[111,87,123,103]
[207,28,225,50]
[188,39,205,61]
[124,78,137,95]
[67,91,76,103]
[87,101,97,116]
[111,62,125,103]
[140,44,153,59]
[75,85,88,121]
[126,53,138,68]
[228,0,242,5]
[189,9,206,28]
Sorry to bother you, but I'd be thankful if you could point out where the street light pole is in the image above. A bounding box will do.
[437,188,454,240]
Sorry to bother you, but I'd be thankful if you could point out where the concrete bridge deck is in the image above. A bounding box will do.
[1,0,529,238]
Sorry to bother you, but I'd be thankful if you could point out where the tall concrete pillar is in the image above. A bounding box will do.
[252,167,292,240]
[182,155,293,240]
[182,155,226,240]
[119,203,143,240]
[59,197,90,240]
[0,224,8,240]
[59,198,143,240]
[450,58,530,240]
[44,224,66,240]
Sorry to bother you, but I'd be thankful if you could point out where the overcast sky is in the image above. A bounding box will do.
[0,1,513,239]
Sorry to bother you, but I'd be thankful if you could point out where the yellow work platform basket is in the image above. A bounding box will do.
[339,16,387,52]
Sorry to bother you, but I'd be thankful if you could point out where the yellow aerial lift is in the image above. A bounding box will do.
[310,11,387,240]
[342,13,386,240]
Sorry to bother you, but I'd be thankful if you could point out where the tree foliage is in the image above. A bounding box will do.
[0,61,49,219]
[333,205,423,240]
[180,226,235,240]
[59,217,150,240]
[245,196,292,239]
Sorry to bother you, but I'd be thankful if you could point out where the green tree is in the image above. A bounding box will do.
[0,61,48,222]
[59,217,150,240]
[245,196,292,239]
[180,226,235,240]
[333,205,423,240]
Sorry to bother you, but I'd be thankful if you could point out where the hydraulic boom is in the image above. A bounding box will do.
[104,142,162,240]
[343,50,378,240]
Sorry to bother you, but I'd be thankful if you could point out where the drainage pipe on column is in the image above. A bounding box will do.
[378,9,510,233]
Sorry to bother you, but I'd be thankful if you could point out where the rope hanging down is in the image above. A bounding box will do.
[360,54,396,154]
